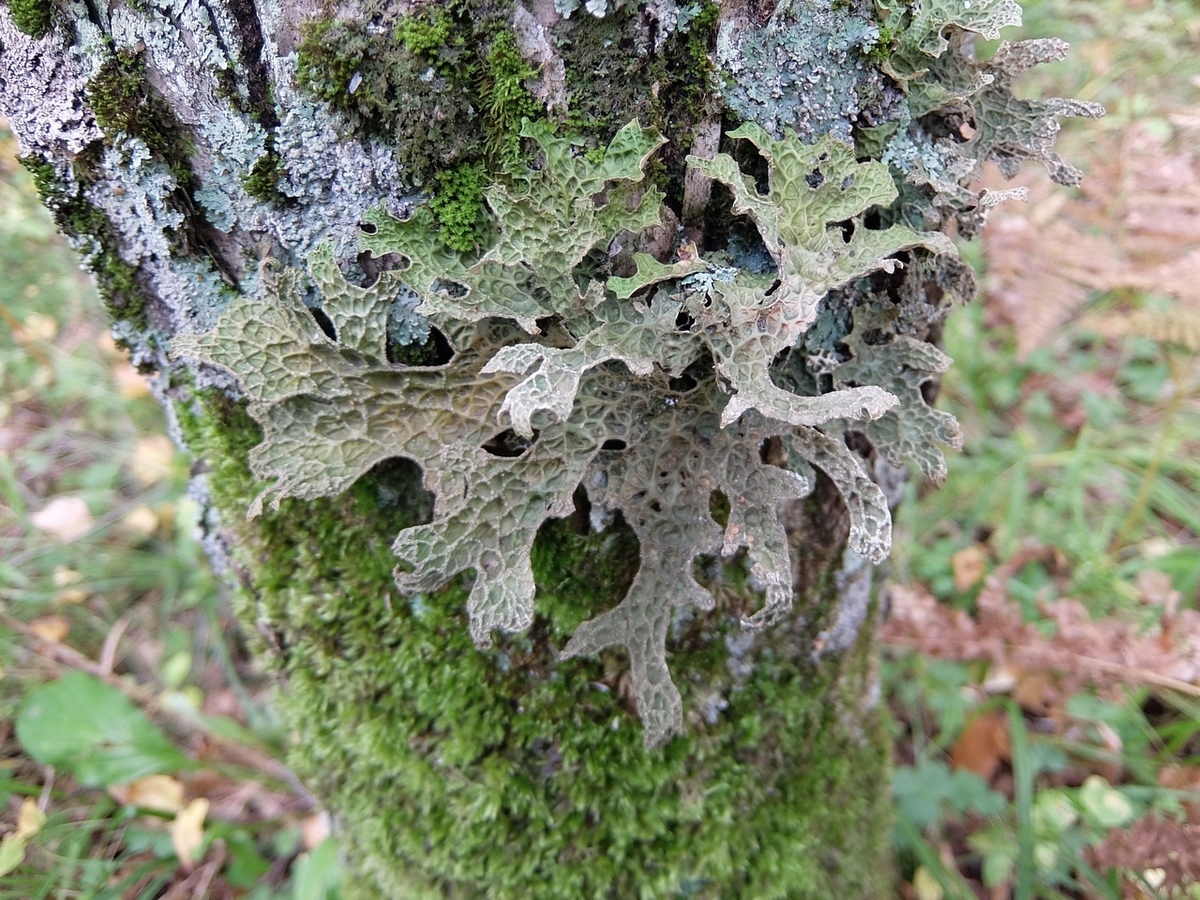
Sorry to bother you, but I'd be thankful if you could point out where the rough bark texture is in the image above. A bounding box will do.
[0,0,1092,894]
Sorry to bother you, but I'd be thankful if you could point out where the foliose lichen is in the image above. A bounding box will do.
[175,0,1096,748]
[3,0,1095,754]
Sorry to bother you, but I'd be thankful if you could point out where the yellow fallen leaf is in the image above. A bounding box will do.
[170,798,208,867]
[21,312,58,343]
[1143,868,1167,891]
[112,362,151,399]
[120,505,160,537]
[0,835,26,878]
[981,662,1018,694]
[30,496,93,542]
[115,775,184,814]
[912,865,944,900]
[54,588,90,605]
[29,616,70,644]
[15,800,45,841]
[127,435,176,487]
[52,567,82,588]
[154,502,177,535]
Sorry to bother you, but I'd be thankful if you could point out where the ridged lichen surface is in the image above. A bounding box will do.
[173,0,1098,748]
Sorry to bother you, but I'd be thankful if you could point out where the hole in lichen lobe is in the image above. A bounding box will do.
[482,428,539,458]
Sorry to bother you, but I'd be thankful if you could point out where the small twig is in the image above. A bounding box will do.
[1061,653,1200,699]
[883,634,1200,698]
[38,765,55,813]
[189,840,226,900]
[98,616,130,676]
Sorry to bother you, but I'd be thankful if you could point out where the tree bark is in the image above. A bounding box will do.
[1,0,1090,894]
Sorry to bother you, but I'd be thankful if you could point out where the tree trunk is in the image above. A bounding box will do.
[0,0,1095,895]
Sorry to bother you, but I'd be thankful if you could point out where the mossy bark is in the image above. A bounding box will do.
[3,1,898,895]
[180,393,894,898]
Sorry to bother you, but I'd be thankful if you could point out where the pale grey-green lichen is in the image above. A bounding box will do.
[158,0,1095,749]
[174,118,945,747]
[875,0,1104,228]
[0,11,102,157]
[0,0,419,369]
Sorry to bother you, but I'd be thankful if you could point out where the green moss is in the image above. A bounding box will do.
[478,29,540,166]
[388,329,450,367]
[88,50,195,188]
[556,1,721,210]
[428,163,489,253]
[20,157,148,333]
[242,135,288,205]
[4,0,54,38]
[395,7,456,58]
[176,385,896,898]
[295,5,544,249]
[863,25,898,64]
[294,10,478,179]
[294,19,364,104]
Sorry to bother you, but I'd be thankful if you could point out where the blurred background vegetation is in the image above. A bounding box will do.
[1,0,1198,896]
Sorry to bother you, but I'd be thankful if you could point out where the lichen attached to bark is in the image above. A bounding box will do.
[174,114,951,747]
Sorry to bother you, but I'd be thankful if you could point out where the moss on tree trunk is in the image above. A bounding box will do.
[178,391,894,897]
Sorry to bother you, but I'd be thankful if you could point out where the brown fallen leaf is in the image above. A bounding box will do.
[884,549,1200,702]
[950,711,1011,780]
[1088,815,1200,895]
[1011,669,1057,716]
[982,120,1200,359]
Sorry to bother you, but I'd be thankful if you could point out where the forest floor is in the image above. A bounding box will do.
[1,0,1199,897]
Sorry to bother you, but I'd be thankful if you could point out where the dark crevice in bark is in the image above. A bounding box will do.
[224,0,279,127]
[79,0,106,33]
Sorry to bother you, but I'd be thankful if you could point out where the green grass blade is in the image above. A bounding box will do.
[1008,701,1035,900]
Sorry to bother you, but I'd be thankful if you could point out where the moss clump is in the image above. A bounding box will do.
[242,135,288,205]
[88,50,195,189]
[478,29,540,166]
[427,163,489,253]
[4,0,54,38]
[20,157,148,332]
[394,6,455,58]
[295,6,540,179]
[557,1,721,208]
[295,4,545,251]
[175,385,896,898]
[863,25,898,64]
